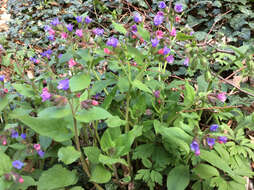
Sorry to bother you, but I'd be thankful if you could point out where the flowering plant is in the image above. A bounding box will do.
[1,1,254,190]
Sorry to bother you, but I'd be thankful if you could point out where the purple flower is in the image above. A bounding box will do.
[58,54,63,58]
[12,160,24,170]
[0,44,3,50]
[131,25,137,33]
[37,150,45,158]
[20,133,26,140]
[11,130,19,138]
[218,136,227,144]
[51,18,60,26]
[46,50,53,55]
[190,140,200,156]
[40,88,51,102]
[57,79,69,91]
[133,13,142,23]
[66,24,73,32]
[85,16,92,24]
[163,46,170,55]
[151,38,159,47]
[154,13,164,26]
[93,28,104,36]
[207,138,215,148]
[106,37,119,48]
[217,92,227,102]
[76,16,83,23]
[44,25,51,32]
[154,90,160,98]
[183,57,189,66]
[174,4,183,13]
[158,1,166,9]
[75,29,83,38]
[48,35,55,41]
[209,124,219,132]
[166,55,174,63]
[0,75,5,82]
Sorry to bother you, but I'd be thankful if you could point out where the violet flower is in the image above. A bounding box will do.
[40,88,51,102]
[133,13,142,23]
[166,55,174,63]
[174,4,183,13]
[12,160,24,170]
[217,92,227,102]
[190,140,200,156]
[106,37,119,48]
[209,124,219,132]
[57,79,69,91]
[158,1,166,9]
[151,38,159,47]
[0,75,5,82]
[85,16,92,24]
[218,136,227,144]
[207,138,215,148]
[66,24,73,32]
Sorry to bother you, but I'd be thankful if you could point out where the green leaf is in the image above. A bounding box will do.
[12,84,36,98]
[0,152,12,176]
[184,81,195,107]
[142,158,152,168]
[101,86,117,109]
[0,95,9,112]
[38,106,71,118]
[70,187,84,190]
[98,154,128,166]
[167,165,190,190]
[112,21,127,34]
[14,116,73,142]
[90,164,112,184]
[192,164,220,179]
[70,73,91,92]
[150,170,162,185]
[80,90,88,101]
[176,32,194,41]
[137,25,150,41]
[76,107,112,123]
[127,46,144,65]
[83,146,101,164]
[117,76,129,93]
[106,116,126,128]
[58,146,81,165]
[38,165,78,190]
[200,150,234,175]
[132,79,152,94]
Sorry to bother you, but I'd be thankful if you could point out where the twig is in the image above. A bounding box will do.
[225,66,246,80]
[211,71,254,97]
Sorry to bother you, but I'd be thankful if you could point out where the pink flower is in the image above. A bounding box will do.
[34,144,41,151]
[61,32,68,39]
[3,88,8,93]
[158,49,164,55]
[19,177,24,183]
[175,16,181,23]
[68,58,77,68]
[92,100,99,106]
[104,48,111,54]
[48,28,55,36]
[217,92,227,102]
[156,30,164,39]
[40,88,51,102]
[170,27,176,36]
[75,29,83,37]
[2,139,7,145]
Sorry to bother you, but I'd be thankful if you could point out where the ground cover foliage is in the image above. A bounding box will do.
[1,0,254,189]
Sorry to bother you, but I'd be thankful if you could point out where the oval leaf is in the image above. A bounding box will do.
[167,165,190,190]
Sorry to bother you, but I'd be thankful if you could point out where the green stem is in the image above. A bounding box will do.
[68,99,103,190]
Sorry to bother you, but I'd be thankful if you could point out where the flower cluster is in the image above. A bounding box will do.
[40,87,51,102]
[190,124,228,155]
[11,130,26,140]
[34,144,45,158]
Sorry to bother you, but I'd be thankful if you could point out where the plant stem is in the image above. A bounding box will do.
[68,99,104,190]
